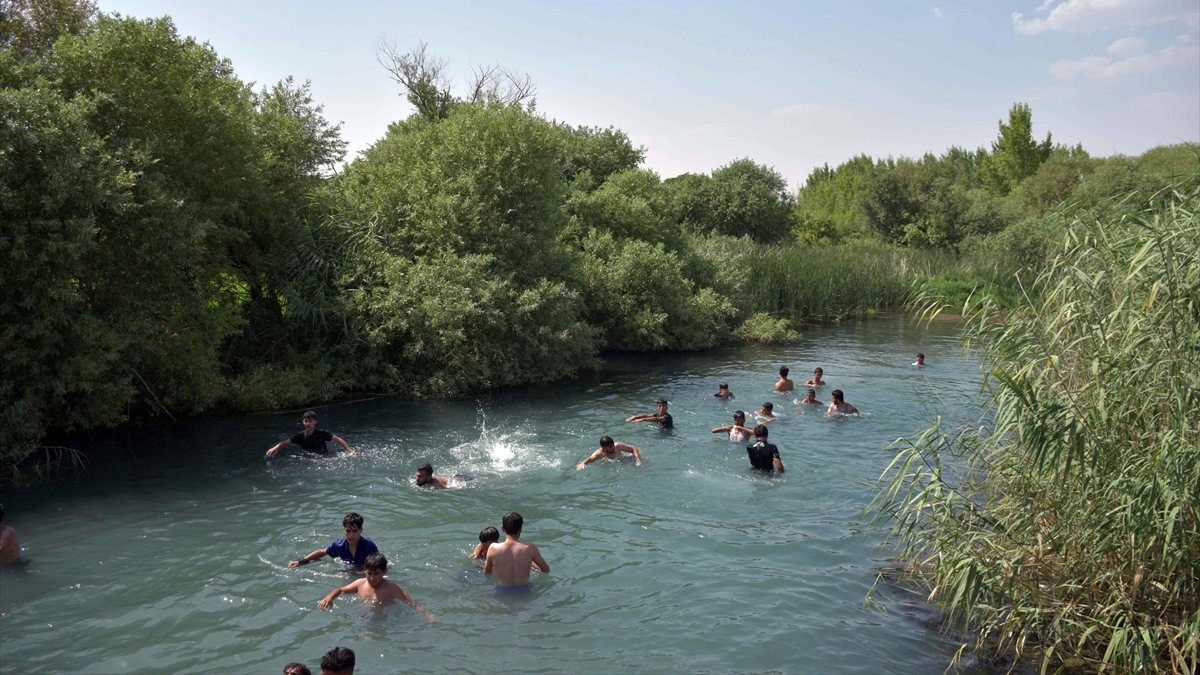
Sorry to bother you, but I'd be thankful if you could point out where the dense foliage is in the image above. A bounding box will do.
[2,1,1197,490]
[876,189,1200,673]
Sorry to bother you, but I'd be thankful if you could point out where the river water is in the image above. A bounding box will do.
[0,316,988,674]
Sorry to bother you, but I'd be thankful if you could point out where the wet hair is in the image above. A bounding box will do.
[733,410,746,420]
[302,410,318,420]
[502,512,523,536]
[753,424,769,438]
[656,399,668,407]
[916,353,925,359]
[806,389,817,396]
[363,552,387,572]
[417,463,433,475]
[779,367,789,377]
[718,382,729,389]
[284,663,312,675]
[342,512,364,530]
[599,435,615,448]
[479,526,500,543]
[831,389,845,402]
[814,367,823,374]
[761,402,773,412]
[320,646,355,673]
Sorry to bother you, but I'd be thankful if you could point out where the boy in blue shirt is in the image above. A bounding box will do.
[289,512,379,570]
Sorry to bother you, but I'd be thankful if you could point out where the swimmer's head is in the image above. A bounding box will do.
[502,511,524,536]
[599,435,615,449]
[733,410,746,422]
[753,424,769,439]
[415,463,434,485]
[656,399,668,412]
[479,526,500,544]
[779,367,789,378]
[363,552,387,573]
[761,402,773,412]
[805,389,817,401]
[831,389,845,403]
[342,512,364,532]
[302,410,317,426]
[284,662,312,675]
[718,382,729,391]
[814,367,823,375]
[320,646,355,675]
[915,353,925,364]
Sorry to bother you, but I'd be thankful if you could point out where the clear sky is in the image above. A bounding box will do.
[101,0,1199,188]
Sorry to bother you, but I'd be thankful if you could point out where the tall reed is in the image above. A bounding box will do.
[874,188,1200,673]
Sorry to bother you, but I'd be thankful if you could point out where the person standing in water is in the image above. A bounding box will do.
[484,512,549,588]
[746,425,785,473]
[774,367,794,392]
[713,383,735,399]
[712,411,754,443]
[289,512,379,570]
[805,368,826,386]
[266,410,355,458]
[627,399,673,428]
[913,353,926,368]
[827,389,859,415]
[797,389,823,406]
[0,503,20,563]
[577,436,642,470]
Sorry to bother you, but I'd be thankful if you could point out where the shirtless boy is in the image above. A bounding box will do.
[754,401,777,420]
[470,526,500,560]
[805,368,826,386]
[318,552,434,622]
[414,463,449,489]
[827,389,859,415]
[576,436,642,470]
[484,512,550,587]
[712,411,754,443]
[0,503,20,563]
[798,389,823,406]
[774,367,794,392]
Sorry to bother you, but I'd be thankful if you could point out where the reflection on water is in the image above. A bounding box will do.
[0,317,989,674]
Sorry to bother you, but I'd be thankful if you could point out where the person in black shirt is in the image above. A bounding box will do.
[265,410,355,457]
[745,424,784,473]
[626,399,673,428]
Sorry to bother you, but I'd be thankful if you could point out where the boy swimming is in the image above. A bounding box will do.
[289,512,379,570]
[318,552,435,622]
[470,526,500,560]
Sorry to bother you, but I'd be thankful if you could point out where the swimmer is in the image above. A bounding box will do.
[289,512,379,570]
[318,552,435,622]
[913,353,926,368]
[774,367,794,392]
[470,526,500,560]
[712,411,755,443]
[265,410,355,458]
[746,424,785,473]
[319,647,354,675]
[484,512,549,588]
[827,389,859,415]
[414,463,449,489]
[626,399,673,428]
[805,367,826,386]
[713,382,735,399]
[797,389,823,406]
[0,503,20,563]
[284,663,311,675]
[577,435,642,470]
[754,401,777,420]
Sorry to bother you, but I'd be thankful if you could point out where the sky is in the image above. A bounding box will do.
[101,0,1200,189]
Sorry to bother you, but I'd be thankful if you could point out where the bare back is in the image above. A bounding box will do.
[0,525,18,563]
[485,536,548,586]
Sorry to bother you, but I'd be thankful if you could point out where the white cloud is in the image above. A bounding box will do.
[1012,0,1198,35]
[1036,0,1059,14]
[1107,36,1148,55]
[1050,40,1199,78]
[933,7,944,19]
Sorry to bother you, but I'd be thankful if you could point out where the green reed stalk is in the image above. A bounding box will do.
[874,187,1200,673]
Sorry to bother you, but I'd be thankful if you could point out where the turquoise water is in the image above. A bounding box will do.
[0,317,988,674]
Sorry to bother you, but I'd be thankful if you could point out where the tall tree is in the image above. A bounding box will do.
[980,102,1053,195]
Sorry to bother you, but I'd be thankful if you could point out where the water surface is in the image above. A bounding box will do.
[0,316,988,674]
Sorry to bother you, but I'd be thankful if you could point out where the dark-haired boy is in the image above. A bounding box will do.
[266,410,355,458]
[746,425,785,473]
[576,436,642,470]
[827,389,859,415]
[484,512,549,588]
[626,399,673,428]
[470,526,500,560]
[319,647,355,675]
[318,553,434,621]
[289,512,379,570]
[414,463,449,489]
[774,367,794,392]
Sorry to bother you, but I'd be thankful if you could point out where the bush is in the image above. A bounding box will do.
[735,313,799,343]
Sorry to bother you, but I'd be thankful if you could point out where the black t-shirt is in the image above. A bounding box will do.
[660,413,673,429]
[290,429,334,454]
[746,441,780,472]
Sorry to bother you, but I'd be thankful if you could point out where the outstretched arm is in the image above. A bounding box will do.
[398,587,436,623]
[318,580,359,609]
[626,414,650,423]
[265,438,292,458]
[576,449,603,471]
[331,434,355,455]
[712,424,732,434]
[289,548,328,567]
[619,443,642,465]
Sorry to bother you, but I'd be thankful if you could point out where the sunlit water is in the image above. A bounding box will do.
[0,316,990,674]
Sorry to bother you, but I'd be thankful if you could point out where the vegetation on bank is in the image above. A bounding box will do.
[875,188,1200,673]
[2,1,1197,484]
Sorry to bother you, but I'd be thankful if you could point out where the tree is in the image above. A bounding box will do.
[557,124,645,186]
[0,0,96,57]
[679,159,795,242]
[980,102,1053,195]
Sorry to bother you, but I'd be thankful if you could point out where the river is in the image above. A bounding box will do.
[0,316,988,674]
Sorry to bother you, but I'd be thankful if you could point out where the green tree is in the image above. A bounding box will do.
[979,102,1053,195]
[684,159,795,242]
[557,124,645,186]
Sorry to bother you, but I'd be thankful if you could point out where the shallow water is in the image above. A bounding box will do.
[0,316,989,674]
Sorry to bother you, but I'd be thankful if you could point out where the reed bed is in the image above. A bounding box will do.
[874,188,1200,673]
